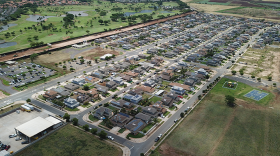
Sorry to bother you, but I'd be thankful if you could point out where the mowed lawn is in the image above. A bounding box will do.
[152,78,280,156]
[15,124,122,156]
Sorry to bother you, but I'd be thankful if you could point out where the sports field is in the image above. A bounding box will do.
[15,124,122,156]
[0,1,180,54]
[151,78,280,156]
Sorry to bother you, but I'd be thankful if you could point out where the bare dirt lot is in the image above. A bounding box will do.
[188,3,239,12]
[232,46,280,81]
[78,47,120,60]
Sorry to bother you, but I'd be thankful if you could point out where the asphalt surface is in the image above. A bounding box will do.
[0,23,267,155]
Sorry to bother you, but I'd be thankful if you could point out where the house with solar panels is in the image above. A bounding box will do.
[125,119,147,135]
[110,99,133,108]
[110,113,133,128]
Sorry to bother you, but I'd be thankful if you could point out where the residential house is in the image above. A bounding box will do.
[144,79,156,87]
[110,113,133,128]
[96,85,109,94]
[150,101,167,114]
[135,113,151,124]
[142,106,159,118]
[64,97,80,109]
[72,78,85,86]
[93,107,113,119]
[125,119,146,135]
[189,75,201,84]
[123,94,142,104]
[123,71,139,78]
[161,97,174,107]
[138,54,147,59]
[43,90,58,100]
[206,59,220,66]
[197,68,208,75]
[52,87,71,97]
[161,70,173,81]
[166,92,180,101]
[119,73,133,82]
[186,54,200,62]
[184,78,195,86]
[164,52,176,58]
[171,86,186,95]
[84,76,99,83]
[169,82,192,92]
[91,71,104,79]
[111,99,133,108]
[64,83,80,91]
[128,88,144,95]
[76,94,91,104]
[106,81,118,90]
[134,67,145,75]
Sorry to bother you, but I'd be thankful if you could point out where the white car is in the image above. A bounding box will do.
[108,136,114,140]
[158,134,162,138]
[9,134,17,138]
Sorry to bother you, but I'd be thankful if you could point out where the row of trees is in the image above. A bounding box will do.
[63,113,108,139]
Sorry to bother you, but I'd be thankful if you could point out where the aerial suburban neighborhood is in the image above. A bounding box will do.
[0,0,280,155]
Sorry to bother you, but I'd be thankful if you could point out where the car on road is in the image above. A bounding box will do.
[227,66,230,69]
[9,134,17,138]
[185,107,190,112]
[122,90,126,93]
[136,82,140,85]
[174,119,178,123]
[21,140,29,144]
[108,136,114,140]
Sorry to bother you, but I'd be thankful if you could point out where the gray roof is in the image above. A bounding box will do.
[135,113,151,121]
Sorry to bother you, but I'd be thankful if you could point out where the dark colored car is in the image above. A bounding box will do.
[155,137,160,142]
[21,141,29,144]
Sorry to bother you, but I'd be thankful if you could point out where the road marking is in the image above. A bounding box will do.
[130,146,134,150]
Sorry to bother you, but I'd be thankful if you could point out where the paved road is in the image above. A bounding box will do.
[0,23,265,155]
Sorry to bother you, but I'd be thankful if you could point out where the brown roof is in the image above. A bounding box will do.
[45,90,58,96]
[135,85,155,93]
[124,71,139,77]
[169,82,192,91]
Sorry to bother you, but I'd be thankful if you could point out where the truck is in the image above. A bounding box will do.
[21,105,31,112]
[24,103,34,111]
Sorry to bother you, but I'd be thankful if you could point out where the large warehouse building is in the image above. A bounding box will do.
[15,116,62,142]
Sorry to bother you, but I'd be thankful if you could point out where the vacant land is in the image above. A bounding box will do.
[151,78,280,156]
[188,3,239,12]
[0,103,22,114]
[232,46,280,81]
[0,1,180,54]
[15,124,122,156]
[217,7,280,20]
[79,47,120,60]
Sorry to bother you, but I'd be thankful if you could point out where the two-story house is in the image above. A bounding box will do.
[93,107,113,119]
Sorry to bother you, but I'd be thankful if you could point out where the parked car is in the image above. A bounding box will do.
[15,137,22,141]
[9,134,17,138]
[155,137,160,142]
[108,136,114,140]
[158,134,162,138]
[174,119,178,123]
[178,95,183,98]
[185,107,190,112]
[5,145,10,151]
[21,141,29,144]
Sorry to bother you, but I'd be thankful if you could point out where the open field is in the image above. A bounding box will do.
[217,7,280,19]
[188,3,239,12]
[78,47,120,60]
[232,46,280,81]
[151,78,280,156]
[0,1,180,54]
[15,124,122,156]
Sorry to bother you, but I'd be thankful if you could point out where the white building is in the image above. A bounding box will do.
[100,54,113,60]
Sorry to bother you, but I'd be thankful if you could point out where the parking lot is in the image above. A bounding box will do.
[0,109,54,153]
[0,62,55,92]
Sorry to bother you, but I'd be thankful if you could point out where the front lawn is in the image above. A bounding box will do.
[15,124,122,156]
[169,105,176,111]
[107,105,119,111]
[110,88,118,92]
[127,133,145,139]
[142,123,155,133]
[176,100,183,105]
[64,107,80,111]
[149,96,162,103]
[142,93,152,99]
[162,81,170,86]
[118,128,126,133]
[89,114,99,122]
[164,111,170,116]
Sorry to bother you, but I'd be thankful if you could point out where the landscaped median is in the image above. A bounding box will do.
[0,78,10,86]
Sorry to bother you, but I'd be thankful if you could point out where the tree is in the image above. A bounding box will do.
[98,19,104,25]
[257,77,261,82]
[140,153,145,156]
[72,117,78,126]
[26,99,31,103]
[273,83,276,86]
[205,75,210,79]
[198,95,202,100]
[63,65,66,70]
[30,53,39,62]
[98,130,107,139]
[225,95,236,107]
[86,30,90,34]
[83,85,89,91]
[63,113,70,122]
[268,76,272,81]
[251,75,255,78]
[90,128,98,135]
[180,112,184,118]
[231,70,236,75]
[83,124,90,131]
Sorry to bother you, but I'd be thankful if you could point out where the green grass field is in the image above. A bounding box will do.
[15,124,122,156]
[0,1,180,54]
[151,78,280,156]
[0,104,22,114]
[149,96,162,103]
